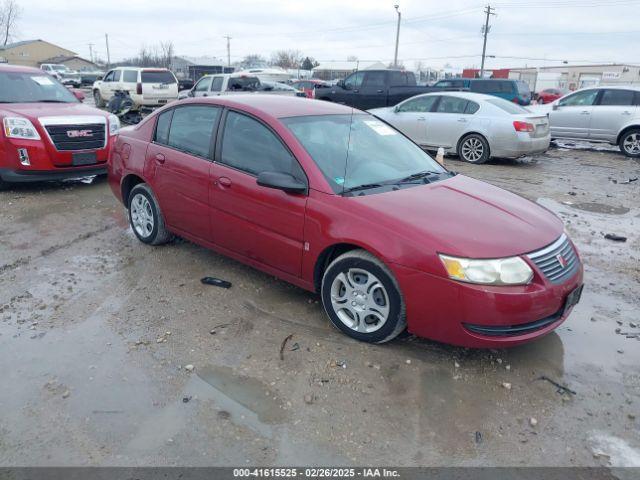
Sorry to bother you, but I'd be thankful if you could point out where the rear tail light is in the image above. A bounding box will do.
[513,121,534,133]
[136,82,142,95]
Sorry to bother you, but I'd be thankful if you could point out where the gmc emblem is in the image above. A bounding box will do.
[556,254,568,268]
[67,129,93,138]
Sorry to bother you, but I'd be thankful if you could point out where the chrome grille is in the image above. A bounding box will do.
[44,123,106,151]
[527,234,579,284]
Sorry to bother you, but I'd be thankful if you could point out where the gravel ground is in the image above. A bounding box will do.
[0,142,638,467]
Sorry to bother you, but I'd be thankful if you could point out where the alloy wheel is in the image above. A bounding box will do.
[461,137,485,162]
[330,268,390,333]
[623,132,640,155]
[130,193,155,238]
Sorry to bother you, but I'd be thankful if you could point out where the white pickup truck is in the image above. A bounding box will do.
[178,73,304,100]
[92,67,178,108]
[40,64,82,88]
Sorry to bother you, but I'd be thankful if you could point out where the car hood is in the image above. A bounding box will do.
[0,102,109,119]
[350,174,563,259]
[367,107,393,116]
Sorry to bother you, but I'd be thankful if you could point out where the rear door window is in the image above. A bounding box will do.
[154,110,173,145]
[141,70,176,84]
[211,77,224,92]
[435,96,468,114]
[122,70,138,83]
[220,111,303,179]
[166,106,221,158]
[389,71,410,86]
[363,71,386,89]
[599,89,636,106]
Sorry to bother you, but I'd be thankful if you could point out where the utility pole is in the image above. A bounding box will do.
[393,5,401,68]
[105,34,111,69]
[480,5,496,78]
[223,35,232,68]
[88,43,94,63]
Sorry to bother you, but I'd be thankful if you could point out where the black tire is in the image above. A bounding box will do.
[93,90,105,108]
[0,178,9,191]
[618,128,640,158]
[458,133,490,164]
[321,249,406,344]
[127,183,173,245]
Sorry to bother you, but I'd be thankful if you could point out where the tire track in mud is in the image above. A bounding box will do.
[0,224,115,276]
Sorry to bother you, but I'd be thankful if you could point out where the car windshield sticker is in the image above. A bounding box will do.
[364,120,397,136]
[31,76,55,86]
[334,177,345,185]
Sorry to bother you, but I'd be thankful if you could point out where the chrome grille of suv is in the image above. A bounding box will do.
[527,234,579,284]
[44,123,106,151]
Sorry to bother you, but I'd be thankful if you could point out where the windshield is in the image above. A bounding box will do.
[283,114,447,194]
[141,71,176,84]
[0,71,78,103]
[486,98,529,114]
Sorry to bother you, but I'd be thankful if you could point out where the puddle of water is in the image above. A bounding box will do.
[570,202,630,215]
[197,365,287,425]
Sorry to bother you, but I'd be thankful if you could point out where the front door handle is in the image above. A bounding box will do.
[417,117,426,122]
[155,153,165,164]
[377,89,384,93]
[622,111,632,115]
[458,118,467,123]
[580,111,591,115]
[203,93,208,97]
[218,177,232,188]
[353,89,359,93]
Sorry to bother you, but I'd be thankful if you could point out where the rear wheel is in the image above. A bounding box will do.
[128,183,173,245]
[321,250,406,344]
[93,90,105,108]
[619,128,640,158]
[458,133,490,164]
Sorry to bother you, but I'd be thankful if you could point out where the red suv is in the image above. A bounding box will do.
[108,95,583,348]
[0,64,119,189]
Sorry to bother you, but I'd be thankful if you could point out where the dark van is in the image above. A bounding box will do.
[434,78,531,105]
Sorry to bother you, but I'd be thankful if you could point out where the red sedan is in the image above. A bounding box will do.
[108,95,583,348]
[0,64,119,188]
[537,88,567,104]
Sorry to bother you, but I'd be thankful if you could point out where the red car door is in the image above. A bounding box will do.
[211,110,307,276]
[146,105,221,241]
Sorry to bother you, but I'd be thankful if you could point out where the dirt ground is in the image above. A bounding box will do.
[0,143,639,468]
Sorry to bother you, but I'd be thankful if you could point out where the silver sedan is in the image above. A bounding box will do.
[369,92,550,163]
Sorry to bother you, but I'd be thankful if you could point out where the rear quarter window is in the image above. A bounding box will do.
[122,70,138,83]
[141,71,177,84]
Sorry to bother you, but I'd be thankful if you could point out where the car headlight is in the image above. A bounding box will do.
[108,114,120,136]
[439,254,533,285]
[3,117,41,140]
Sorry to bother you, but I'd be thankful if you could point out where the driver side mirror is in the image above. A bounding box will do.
[188,90,195,97]
[393,105,400,113]
[71,89,85,102]
[257,171,307,195]
[552,103,560,111]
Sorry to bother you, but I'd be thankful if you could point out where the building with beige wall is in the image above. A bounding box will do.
[0,39,76,68]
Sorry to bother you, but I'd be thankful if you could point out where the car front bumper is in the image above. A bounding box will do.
[0,165,106,183]
[391,258,583,348]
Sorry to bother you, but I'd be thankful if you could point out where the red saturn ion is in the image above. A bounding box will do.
[108,95,583,348]
[0,64,119,189]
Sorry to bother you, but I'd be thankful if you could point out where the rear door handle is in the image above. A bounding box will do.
[218,176,232,187]
[458,118,467,123]
[580,111,590,115]
[417,117,426,121]
[377,89,384,93]
[622,111,632,115]
[155,153,165,164]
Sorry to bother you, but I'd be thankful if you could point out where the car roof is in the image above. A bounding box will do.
[0,63,45,74]
[113,66,170,71]
[181,95,354,118]
[412,91,504,102]
[593,85,640,91]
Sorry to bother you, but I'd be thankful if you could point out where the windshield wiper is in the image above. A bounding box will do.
[398,170,443,183]
[36,100,70,103]
[342,183,385,194]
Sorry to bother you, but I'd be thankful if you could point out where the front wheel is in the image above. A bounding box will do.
[619,129,640,158]
[458,133,490,164]
[128,184,173,245]
[321,250,406,343]
[93,90,105,108]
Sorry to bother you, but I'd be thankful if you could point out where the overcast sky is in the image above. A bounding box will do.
[16,0,640,70]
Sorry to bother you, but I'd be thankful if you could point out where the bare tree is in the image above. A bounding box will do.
[0,0,21,46]
[239,54,266,69]
[159,41,174,69]
[119,42,174,68]
[270,50,302,70]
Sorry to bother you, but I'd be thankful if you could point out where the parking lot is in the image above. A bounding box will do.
[1,144,638,467]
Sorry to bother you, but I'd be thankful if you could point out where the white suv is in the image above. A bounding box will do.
[548,86,640,157]
[92,67,178,108]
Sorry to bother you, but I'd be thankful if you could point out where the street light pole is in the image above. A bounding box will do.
[224,35,232,68]
[480,5,496,78]
[393,5,401,68]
